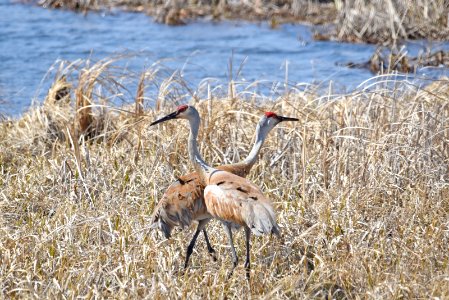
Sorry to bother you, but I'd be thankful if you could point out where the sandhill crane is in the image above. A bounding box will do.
[151,105,296,279]
[150,109,298,270]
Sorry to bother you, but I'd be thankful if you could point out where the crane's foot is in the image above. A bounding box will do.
[245,268,251,281]
[173,267,187,277]
[226,261,238,280]
[226,269,234,280]
[244,262,251,281]
[208,249,218,262]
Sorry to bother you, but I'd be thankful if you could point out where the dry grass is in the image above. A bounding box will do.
[1,59,449,298]
[347,48,449,74]
[331,0,449,45]
[33,0,337,26]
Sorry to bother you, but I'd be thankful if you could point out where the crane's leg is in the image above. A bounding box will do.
[184,219,209,269]
[202,229,217,261]
[223,222,238,279]
[244,226,251,281]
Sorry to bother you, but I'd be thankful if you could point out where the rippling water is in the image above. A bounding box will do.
[1,0,448,115]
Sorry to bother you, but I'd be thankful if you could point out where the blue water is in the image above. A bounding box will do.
[1,0,448,115]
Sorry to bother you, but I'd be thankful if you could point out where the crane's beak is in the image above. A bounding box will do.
[150,111,179,126]
[277,115,299,122]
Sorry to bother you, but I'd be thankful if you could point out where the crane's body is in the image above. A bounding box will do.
[150,163,251,239]
[203,170,279,235]
[150,106,297,277]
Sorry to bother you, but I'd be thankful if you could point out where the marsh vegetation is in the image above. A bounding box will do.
[1,59,448,298]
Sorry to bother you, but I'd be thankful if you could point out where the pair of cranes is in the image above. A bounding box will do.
[150,105,298,279]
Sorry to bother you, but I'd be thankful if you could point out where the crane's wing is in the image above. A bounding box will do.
[217,163,251,178]
[150,172,209,238]
[204,172,280,236]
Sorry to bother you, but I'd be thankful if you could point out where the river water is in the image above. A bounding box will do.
[1,0,448,115]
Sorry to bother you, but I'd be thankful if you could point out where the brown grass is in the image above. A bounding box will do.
[347,48,449,73]
[34,0,337,25]
[0,58,448,298]
[331,0,449,45]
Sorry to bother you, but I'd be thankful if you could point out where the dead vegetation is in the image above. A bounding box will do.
[347,48,449,73]
[1,58,449,298]
[35,0,337,26]
[332,0,449,45]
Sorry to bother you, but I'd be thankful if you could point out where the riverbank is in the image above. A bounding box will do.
[31,0,449,45]
[1,60,448,298]
[36,0,338,26]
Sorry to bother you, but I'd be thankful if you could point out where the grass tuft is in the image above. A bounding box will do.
[333,0,449,45]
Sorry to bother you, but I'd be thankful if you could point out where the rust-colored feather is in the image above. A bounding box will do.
[217,163,252,178]
[150,172,208,238]
[203,171,280,236]
[150,164,252,238]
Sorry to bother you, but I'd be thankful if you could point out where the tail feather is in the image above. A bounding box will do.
[271,223,281,237]
[150,209,174,239]
[247,204,280,237]
[149,219,172,239]
[151,204,195,239]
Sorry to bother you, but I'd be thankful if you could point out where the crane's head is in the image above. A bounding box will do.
[150,104,196,126]
[254,111,298,140]
[259,111,298,130]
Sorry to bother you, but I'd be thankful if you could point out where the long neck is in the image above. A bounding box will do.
[242,122,270,169]
[187,111,214,178]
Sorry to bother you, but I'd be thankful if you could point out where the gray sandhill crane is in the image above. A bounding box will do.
[151,105,296,279]
[150,110,297,270]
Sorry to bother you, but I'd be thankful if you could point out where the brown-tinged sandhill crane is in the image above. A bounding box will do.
[150,105,297,279]
[150,108,298,270]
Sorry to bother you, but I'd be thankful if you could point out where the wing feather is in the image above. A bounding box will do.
[150,165,274,239]
[204,172,280,236]
[150,172,209,238]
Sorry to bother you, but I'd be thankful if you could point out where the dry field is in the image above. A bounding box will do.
[331,0,449,44]
[1,59,448,298]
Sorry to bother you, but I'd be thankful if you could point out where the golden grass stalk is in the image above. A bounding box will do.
[135,72,145,117]
[75,69,94,136]
[133,71,147,163]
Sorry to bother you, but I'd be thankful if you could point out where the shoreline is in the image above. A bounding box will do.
[29,0,449,45]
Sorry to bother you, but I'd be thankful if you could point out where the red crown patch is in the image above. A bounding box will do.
[265,111,277,118]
